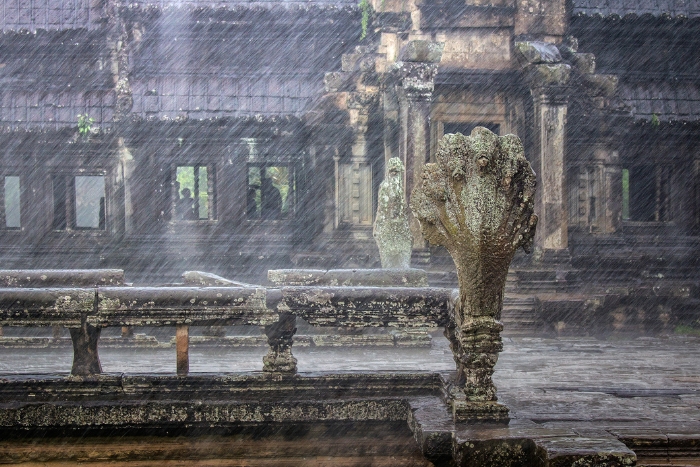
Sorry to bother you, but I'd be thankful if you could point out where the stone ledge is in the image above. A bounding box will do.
[267,268,428,287]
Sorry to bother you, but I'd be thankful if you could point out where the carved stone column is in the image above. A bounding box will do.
[396,40,443,249]
[107,0,134,122]
[263,312,297,374]
[515,42,571,262]
[532,88,569,260]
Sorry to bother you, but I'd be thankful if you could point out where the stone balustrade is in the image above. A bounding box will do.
[0,284,453,377]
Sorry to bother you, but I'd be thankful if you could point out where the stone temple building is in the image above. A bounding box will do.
[0,0,699,332]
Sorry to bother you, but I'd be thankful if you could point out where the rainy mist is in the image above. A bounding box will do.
[0,0,699,465]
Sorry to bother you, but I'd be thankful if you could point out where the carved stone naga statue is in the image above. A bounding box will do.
[410,127,537,421]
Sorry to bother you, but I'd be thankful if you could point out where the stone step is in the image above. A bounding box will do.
[501,294,538,335]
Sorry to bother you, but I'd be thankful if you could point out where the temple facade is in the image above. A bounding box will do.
[0,0,699,316]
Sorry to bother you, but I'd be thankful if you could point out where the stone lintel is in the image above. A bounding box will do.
[398,40,444,63]
[271,286,450,328]
[0,288,95,327]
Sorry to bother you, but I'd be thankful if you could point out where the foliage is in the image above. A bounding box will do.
[359,0,372,40]
[651,113,660,128]
[77,114,95,137]
[674,324,700,336]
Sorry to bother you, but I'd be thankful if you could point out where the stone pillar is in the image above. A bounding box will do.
[515,42,571,262]
[70,322,102,377]
[108,0,134,122]
[396,40,443,249]
[532,90,569,260]
[263,312,297,374]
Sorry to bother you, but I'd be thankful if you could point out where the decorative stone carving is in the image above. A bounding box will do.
[374,158,412,269]
[410,127,537,421]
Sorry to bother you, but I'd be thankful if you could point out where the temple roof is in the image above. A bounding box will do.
[618,81,700,121]
[572,0,700,18]
[0,0,356,33]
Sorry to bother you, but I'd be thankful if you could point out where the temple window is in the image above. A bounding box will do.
[247,165,291,220]
[3,176,21,229]
[174,165,215,221]
[52,175,106,230]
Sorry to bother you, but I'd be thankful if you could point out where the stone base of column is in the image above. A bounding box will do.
[449,399,510,424]
[262,350,297,374]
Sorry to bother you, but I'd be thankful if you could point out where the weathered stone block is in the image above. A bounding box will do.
[0,269,124,288]
[267,268,428,287]
[526,63,571,88]
[182,271,254,287]
[398,40,444,63]
[572,52,596,74]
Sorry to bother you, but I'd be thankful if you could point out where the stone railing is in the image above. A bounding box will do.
[0,280,452,378]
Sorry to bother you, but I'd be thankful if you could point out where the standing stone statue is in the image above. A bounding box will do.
[410,127,537,421]
[374,158,412,269]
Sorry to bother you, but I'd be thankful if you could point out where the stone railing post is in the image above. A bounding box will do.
[69,321,102,377]
[263,312,297,374]
[176,324,189,376]
[411,128,537,422]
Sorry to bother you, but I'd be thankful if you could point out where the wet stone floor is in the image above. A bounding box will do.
[0,333,699,430]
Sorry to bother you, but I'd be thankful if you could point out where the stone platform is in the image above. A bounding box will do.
[0,336,698,466]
